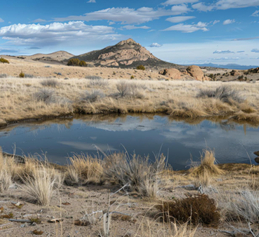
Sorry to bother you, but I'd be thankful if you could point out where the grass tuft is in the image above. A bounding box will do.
[190,150,224,176]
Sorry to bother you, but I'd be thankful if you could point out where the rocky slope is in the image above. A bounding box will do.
[73,38,181,69]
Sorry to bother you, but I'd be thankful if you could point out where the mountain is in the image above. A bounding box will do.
[195,63,259,70]
[73,38,180,69]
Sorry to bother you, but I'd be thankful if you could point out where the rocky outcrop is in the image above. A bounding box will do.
[159,68,182,79]
[73,38,178,69]
[186,65,209,81]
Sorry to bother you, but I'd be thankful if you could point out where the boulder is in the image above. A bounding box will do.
[186,65,205,81]
[159,68,182,79]
[230,70,242,76]
[254,151,259,156]
[255,157,259,164]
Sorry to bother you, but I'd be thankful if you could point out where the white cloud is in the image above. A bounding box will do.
[0,21,122,46]
[162,0,198,5]
[149,43,162,47]
[193,0,259,11]
[166,16,195,23]
[33,19,46,23]
[163,22,208,33]
[252,10,259,16]
[121,25,150,30]
[252,48,259,53]
[171,4,191,15]
[213,20,220,25]
[54,7,173,25]
[223,19,235,25]
[0,18,4,23]
[192,3,214,11]
[213,50,235,54]
[216,0,259,10]
[88,0,96,2]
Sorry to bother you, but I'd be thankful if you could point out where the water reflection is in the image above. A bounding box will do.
[0,115,258,170]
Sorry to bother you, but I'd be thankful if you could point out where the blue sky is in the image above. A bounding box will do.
[0,0,259,65]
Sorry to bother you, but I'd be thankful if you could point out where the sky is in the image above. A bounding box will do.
[0,0,259,65]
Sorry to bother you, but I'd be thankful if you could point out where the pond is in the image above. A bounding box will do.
[0,115,258,170]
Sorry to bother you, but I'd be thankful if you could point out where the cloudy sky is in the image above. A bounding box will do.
[0,0,259,65]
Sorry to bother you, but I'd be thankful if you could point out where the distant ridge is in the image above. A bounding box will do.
[72,38,181,69]
[195,63,259,70]
[26,51,74,62]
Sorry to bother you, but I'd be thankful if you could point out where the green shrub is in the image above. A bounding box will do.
[136,65,145,70]
[156,194,220,226]
[79,60,87,67]
[131,75,135,79]
[19,71,25,78]
[0,57,9,64]
[67,58,80,66]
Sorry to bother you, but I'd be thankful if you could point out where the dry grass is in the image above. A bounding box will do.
[0,149,12,192]
[0,78,259,125]
[65,154,103,185]
[20,165,62,205]
[136,221,197,237]
[104,153,167,197]
[190,150,224,177]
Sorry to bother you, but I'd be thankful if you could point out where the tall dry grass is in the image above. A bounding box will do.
[104,153,167,197]
[1,78,259,125]
[20,165,62,205]
[65,154,103,185]
[0,149,12,192]
[190,150,224,177]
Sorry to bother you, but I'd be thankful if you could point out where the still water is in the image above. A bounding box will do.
[0,115,258,170]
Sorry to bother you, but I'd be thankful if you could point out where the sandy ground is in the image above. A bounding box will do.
[0,163,258,237]
[0,56,172,80]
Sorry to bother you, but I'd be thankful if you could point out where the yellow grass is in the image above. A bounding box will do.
[0,78,259,126]
[65,154,103,184]
[190,150,224,176]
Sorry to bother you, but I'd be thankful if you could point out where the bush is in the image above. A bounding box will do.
[229,190,259,223]
[131,75,135,79]
[85,75,102,80]
[0,57,9,64]
[33,89,55,103]
[197,86,244,104]
[136,65,145,70]
[19,71,25,78]
[67,58,87,67]
[24,74,34,78]
[104,153,166,197]
[82,90,105,103]
[116,82,145,99]
[156,194,220,226]
[0,74,8,78]
[67,58,80,66]
[41,79,59,88]
[79,60,87,67]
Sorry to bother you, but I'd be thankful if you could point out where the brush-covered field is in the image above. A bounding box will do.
[1,77,259,128]
[1,148,259,236]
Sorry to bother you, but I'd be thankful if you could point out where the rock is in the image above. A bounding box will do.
[255,157,259,163]
[159,68,182,79]
[179,184,197,190]
[186,65,206,81]
[230,70,242,76]
[254,151,259,156]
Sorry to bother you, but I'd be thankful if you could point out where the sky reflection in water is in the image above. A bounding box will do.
[0,115,258,170]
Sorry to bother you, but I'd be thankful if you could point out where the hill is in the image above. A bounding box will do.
[25,51,74,63]
[73,38,180,69]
